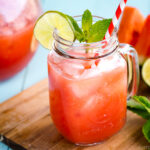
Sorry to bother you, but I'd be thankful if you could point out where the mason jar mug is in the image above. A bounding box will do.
[47,16,139,145]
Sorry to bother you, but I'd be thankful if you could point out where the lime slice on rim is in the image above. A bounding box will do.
[34,11,74,49]
[142,58,150,86]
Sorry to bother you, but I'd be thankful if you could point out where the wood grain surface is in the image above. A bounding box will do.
[0,78,150,150]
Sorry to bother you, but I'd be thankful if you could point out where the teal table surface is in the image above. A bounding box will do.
[0,0,149,149]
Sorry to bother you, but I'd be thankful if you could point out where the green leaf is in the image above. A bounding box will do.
[127,98,146,110]
[67,15,84,42]
[127,107,150,120]
[128,96,150,143]
[82,9,92,41]
[133,96,150,114]
[87,19,112,43]
[142,119,150,143]
[127,97,150,120]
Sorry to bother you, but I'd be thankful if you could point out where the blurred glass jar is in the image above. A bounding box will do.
[0,0,41,81]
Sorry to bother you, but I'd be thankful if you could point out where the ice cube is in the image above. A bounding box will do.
[70,75,102,98]
[61,60,84,78]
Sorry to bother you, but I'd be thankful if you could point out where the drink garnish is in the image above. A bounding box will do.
[34,11,75,49]
[34,9,112,49]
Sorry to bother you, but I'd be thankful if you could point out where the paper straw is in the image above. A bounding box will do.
[91,0,128,68]
[104,0,128,39]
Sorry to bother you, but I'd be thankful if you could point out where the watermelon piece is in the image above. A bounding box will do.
[135,15,150,64]
[118,6,145,47]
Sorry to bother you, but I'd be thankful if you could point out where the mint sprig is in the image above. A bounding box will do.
[67,10,112,43]
[127,96,150,142]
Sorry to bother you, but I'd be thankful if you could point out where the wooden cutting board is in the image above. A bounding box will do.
[0,78,150,150]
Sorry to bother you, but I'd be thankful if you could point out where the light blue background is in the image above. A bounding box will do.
[0,0,149,149]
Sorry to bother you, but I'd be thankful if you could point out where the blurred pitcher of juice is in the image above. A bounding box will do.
[0,0,41,81]
[47,16,139,145]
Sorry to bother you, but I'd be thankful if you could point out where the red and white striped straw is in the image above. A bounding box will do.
[93,0,128,67]
[104,0,128,39]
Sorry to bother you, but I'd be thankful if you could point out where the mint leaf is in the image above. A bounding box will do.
[127,96,150,143]
[127,97,150,120]
[67,15,84,42]
[142,119,150,142]
[127,98,150,119]
[133,96,150,114]
[127,107,150,120]
[82,9,92,41]
[87,19,112,43]
[127,98,146,110]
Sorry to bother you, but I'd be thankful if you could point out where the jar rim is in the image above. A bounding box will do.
[52,15,119,60]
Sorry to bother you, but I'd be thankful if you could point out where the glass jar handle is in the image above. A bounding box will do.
[118,43,140,99]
